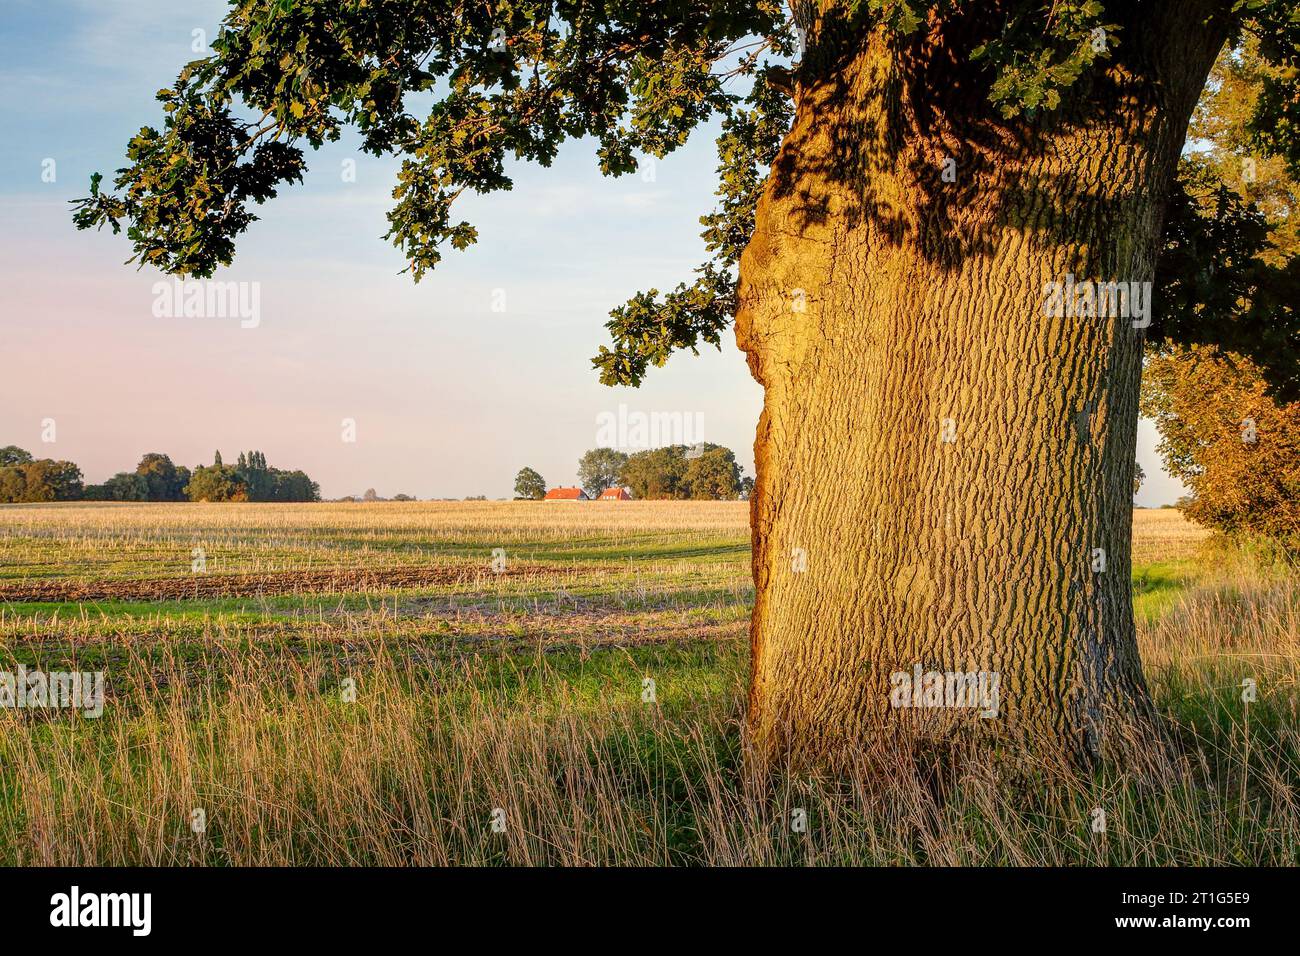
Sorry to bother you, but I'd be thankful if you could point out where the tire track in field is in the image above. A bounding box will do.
[0,562,594,603]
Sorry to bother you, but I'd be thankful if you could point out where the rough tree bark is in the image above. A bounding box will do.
[737,7,1229,766]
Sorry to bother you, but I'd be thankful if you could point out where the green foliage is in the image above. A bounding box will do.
[267,469,321,503]
[84,472,151,502]
[74,0,786,282]
[683,444,742,499]
[1243,0,1300,179]
[0,446,318,505]
[577,448,630,499]
[185,462,247,502]
[29,460,84,502]
[621,446,690,499]
[184,450,320,502]
[594,71,791,386]
[0,458,84,503]
[69,83,306,278]
[0,467,25,502]
[136,453,189,501]
[1151,21,1300,402]
[513,466,547,500]
[0,446,34,467]
[1154,158,1300,401]
[970,2,1117,118]
[236,449,275,500]
[620,442,740,499]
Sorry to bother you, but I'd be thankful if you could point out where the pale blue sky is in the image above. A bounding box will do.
[0,0,1184,504]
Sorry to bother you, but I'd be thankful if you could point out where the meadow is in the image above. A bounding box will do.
[0,502,1295,865]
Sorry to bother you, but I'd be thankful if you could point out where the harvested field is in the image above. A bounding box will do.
[0,561,585,603]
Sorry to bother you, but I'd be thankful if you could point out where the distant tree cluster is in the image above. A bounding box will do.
[182,450,321,503]
[0,446,83,502]
[337,488,416,502]
[514,446,748,501]
[1142,347,1299,537]
[83,452,190,502]
[0,446,321,504]
[566,442,738,502]
[618,444,743,500]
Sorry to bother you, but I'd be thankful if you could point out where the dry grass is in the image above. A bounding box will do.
[0,500,751,582]
[0,502,1294,866]
[1131,507,1212,564]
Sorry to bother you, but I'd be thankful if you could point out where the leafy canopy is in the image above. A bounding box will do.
[513,465,547,499]
[1142,346,1300,536]
[577,446,629,498]
[0,457,84,503]
[619,442,741,499]
[73,1,1300,390]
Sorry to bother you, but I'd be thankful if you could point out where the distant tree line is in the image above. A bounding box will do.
[178,450,320,503]
[335,488,417,502]
[0,446,320,503]
[515,445,751,501]
[617,444,745,500]
[86,452,190,502]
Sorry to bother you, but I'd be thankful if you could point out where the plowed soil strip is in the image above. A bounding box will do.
[0,563,582,603]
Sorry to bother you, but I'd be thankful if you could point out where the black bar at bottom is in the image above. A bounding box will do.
[0,866,1288,942]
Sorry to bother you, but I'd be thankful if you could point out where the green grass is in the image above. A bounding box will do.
[2,622,1293,866]
[1131,559,1201,622]
[0,503,1294,865]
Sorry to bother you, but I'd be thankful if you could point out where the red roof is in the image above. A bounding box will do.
[597,487,631,500]
[543,487,587,500]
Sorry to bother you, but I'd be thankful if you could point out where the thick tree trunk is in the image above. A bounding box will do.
[738,12,1226,766]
